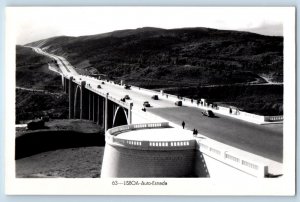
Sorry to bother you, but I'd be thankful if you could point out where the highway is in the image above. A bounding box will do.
[81,80,283,162]
[30,47,283,163]
[149,107,283,162]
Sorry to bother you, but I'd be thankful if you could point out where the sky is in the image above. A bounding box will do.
[9,7,285,45]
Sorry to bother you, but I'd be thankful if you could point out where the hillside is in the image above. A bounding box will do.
[25,27,283,115]
[16,45,62,91]
[16,45,68,123]
[27,27,283,88]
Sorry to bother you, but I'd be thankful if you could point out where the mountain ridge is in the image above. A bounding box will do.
[26,27,283,88]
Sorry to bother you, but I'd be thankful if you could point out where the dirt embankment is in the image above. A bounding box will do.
[16,119,105,178]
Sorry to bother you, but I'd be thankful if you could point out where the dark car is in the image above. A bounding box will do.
[101,81,105,84]
[124,95,130,100]
[151,95,159,100]
[175,100,182,106]
[143,101,151,107]
[97,85,101,89]
[124,85,131,90]
[202,110,215,117]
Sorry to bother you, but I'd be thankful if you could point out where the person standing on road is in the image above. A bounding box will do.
[182,121,185,129]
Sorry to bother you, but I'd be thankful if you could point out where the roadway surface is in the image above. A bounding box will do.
[31,46,284,163]
[148,107,283,162]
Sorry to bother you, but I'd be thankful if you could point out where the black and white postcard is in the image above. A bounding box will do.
[5,6,295,195]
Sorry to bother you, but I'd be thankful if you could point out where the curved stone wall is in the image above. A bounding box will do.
[101,143,195,177]
[101,122,196,177]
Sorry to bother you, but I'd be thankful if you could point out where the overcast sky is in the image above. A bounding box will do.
[9,7,285,45]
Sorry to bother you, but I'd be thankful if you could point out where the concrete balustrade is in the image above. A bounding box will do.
[196,140,268,178]
[264,115,283,122]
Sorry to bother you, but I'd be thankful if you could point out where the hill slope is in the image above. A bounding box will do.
[27,27,283,88]
[16,45,68,123]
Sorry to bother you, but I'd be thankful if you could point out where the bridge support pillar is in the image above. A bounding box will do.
[89,92,93,121]
[80,81,89,119]
[93,94,97,123]
[102,96,105,127]
[97,96,100,125]
[61,75,64,90]
[68,77,74,119]
[65,78,69,94]
[96,96,104,126]
[104,93,109,131]
[128,103,133,124]
[63,77,68,93]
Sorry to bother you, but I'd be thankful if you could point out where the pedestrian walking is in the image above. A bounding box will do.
[182,121,185,129]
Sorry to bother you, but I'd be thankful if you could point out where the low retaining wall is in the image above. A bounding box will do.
[15,130,105,159]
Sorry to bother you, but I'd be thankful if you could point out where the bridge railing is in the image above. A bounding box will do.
[81,76,132,108]
[108,122,169,135]
[264,115,284,122]
[196,140,268,178]
[106,122,195,150]
[70,75,283,123]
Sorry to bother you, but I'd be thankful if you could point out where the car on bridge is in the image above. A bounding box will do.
[202,110,215,117]
[124,95,130,100]
[143,101,151,107]
[151,95,159,100]
[175,100,182,106]
[124,85,131,90]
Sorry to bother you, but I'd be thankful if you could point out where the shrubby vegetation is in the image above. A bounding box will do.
[28,27,283,86]
[165,85,283,116]
[16,89,69,123]
[16,46,68,123]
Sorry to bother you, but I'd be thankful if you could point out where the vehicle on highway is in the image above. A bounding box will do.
[101,81,105,84]
[124,95,130,100]
[143,101,151,107]
[202,110,215,117]
[97,85,101,89]
[175,100,182,106]
[151,95,159,100]
[124,85,131,90]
